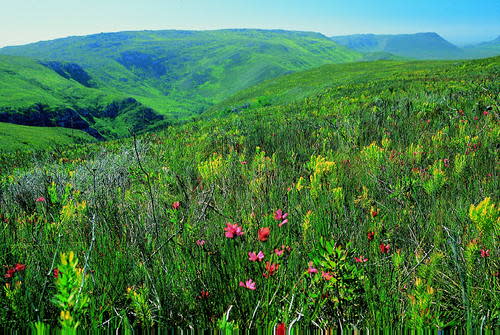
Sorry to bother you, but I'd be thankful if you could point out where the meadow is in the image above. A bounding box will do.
[0,56,498,331]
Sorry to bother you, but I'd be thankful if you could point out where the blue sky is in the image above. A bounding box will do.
[0,0,498,47]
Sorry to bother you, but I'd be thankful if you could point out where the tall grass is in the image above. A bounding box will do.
[0,57,498,331]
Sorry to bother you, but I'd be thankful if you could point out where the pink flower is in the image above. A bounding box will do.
[443,158,450,168]
[278,219,288,228]
[196,239,206,246]
[480,249,490,258]
[307,261,318,275]
[241,161,248,165]
[354,256,368,263]
[239,279,256,290]
[483,111,489,116]
[248,251,265,262]
[274,249,284,256]
[274,209,288,227]
[172,201,180,210]
[35,197,46,203]
[322,271,334,281]
[224,223,244,238]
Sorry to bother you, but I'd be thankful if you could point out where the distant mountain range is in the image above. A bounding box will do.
[330,32,500,59]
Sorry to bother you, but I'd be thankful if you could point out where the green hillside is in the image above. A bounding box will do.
[209,57,499,116]
[0,29,362,118]
[0,55,167,139]
[0,56,498,329]
[330,33,466,59]
[0,122,95,152]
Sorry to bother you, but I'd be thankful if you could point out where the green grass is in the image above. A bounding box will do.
[0,122,95,152]
[209,57,499,115]
[0,56,498,330]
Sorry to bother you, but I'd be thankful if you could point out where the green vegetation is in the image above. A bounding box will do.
[0,56,498,331]
[0,55,166,139]
[330,32,500,60]
[209,58,495,115]
[0,122,95,152]
[0,29,362,119]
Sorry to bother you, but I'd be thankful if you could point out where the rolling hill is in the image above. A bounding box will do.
[0,29,363,119]
[330,32,466,59]
[0,55,167,139]
[208,56,498,116]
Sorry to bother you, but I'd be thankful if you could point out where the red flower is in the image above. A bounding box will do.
[240,161,248,165]
[224,223,244,238]
[379,243,390,254]
[53,268,60,278]
[322,271,334,281]
[4,267,15,278]
[277,322,286,335]
[354,256,368,263]
[263,262,279,278]
[14,263,26,272]
[371,209,378,218]
[483,111,489,116]
[367,231,375,241]
[198,290,210,299]
[35,197,46,203]
[258,227,270,241]
[172,201,180,210]
[480,249,490,258]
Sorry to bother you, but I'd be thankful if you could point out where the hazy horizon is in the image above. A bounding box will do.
[0,0,498,48]
[0,27,498,49]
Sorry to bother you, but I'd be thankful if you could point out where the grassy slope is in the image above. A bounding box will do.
[0,56,497,329]
[0,29,362,117]
[0,55,120,108]
[0,122,94,152]
[330,33,469,59]
[209,57,500,115]
[0,55,167,140]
